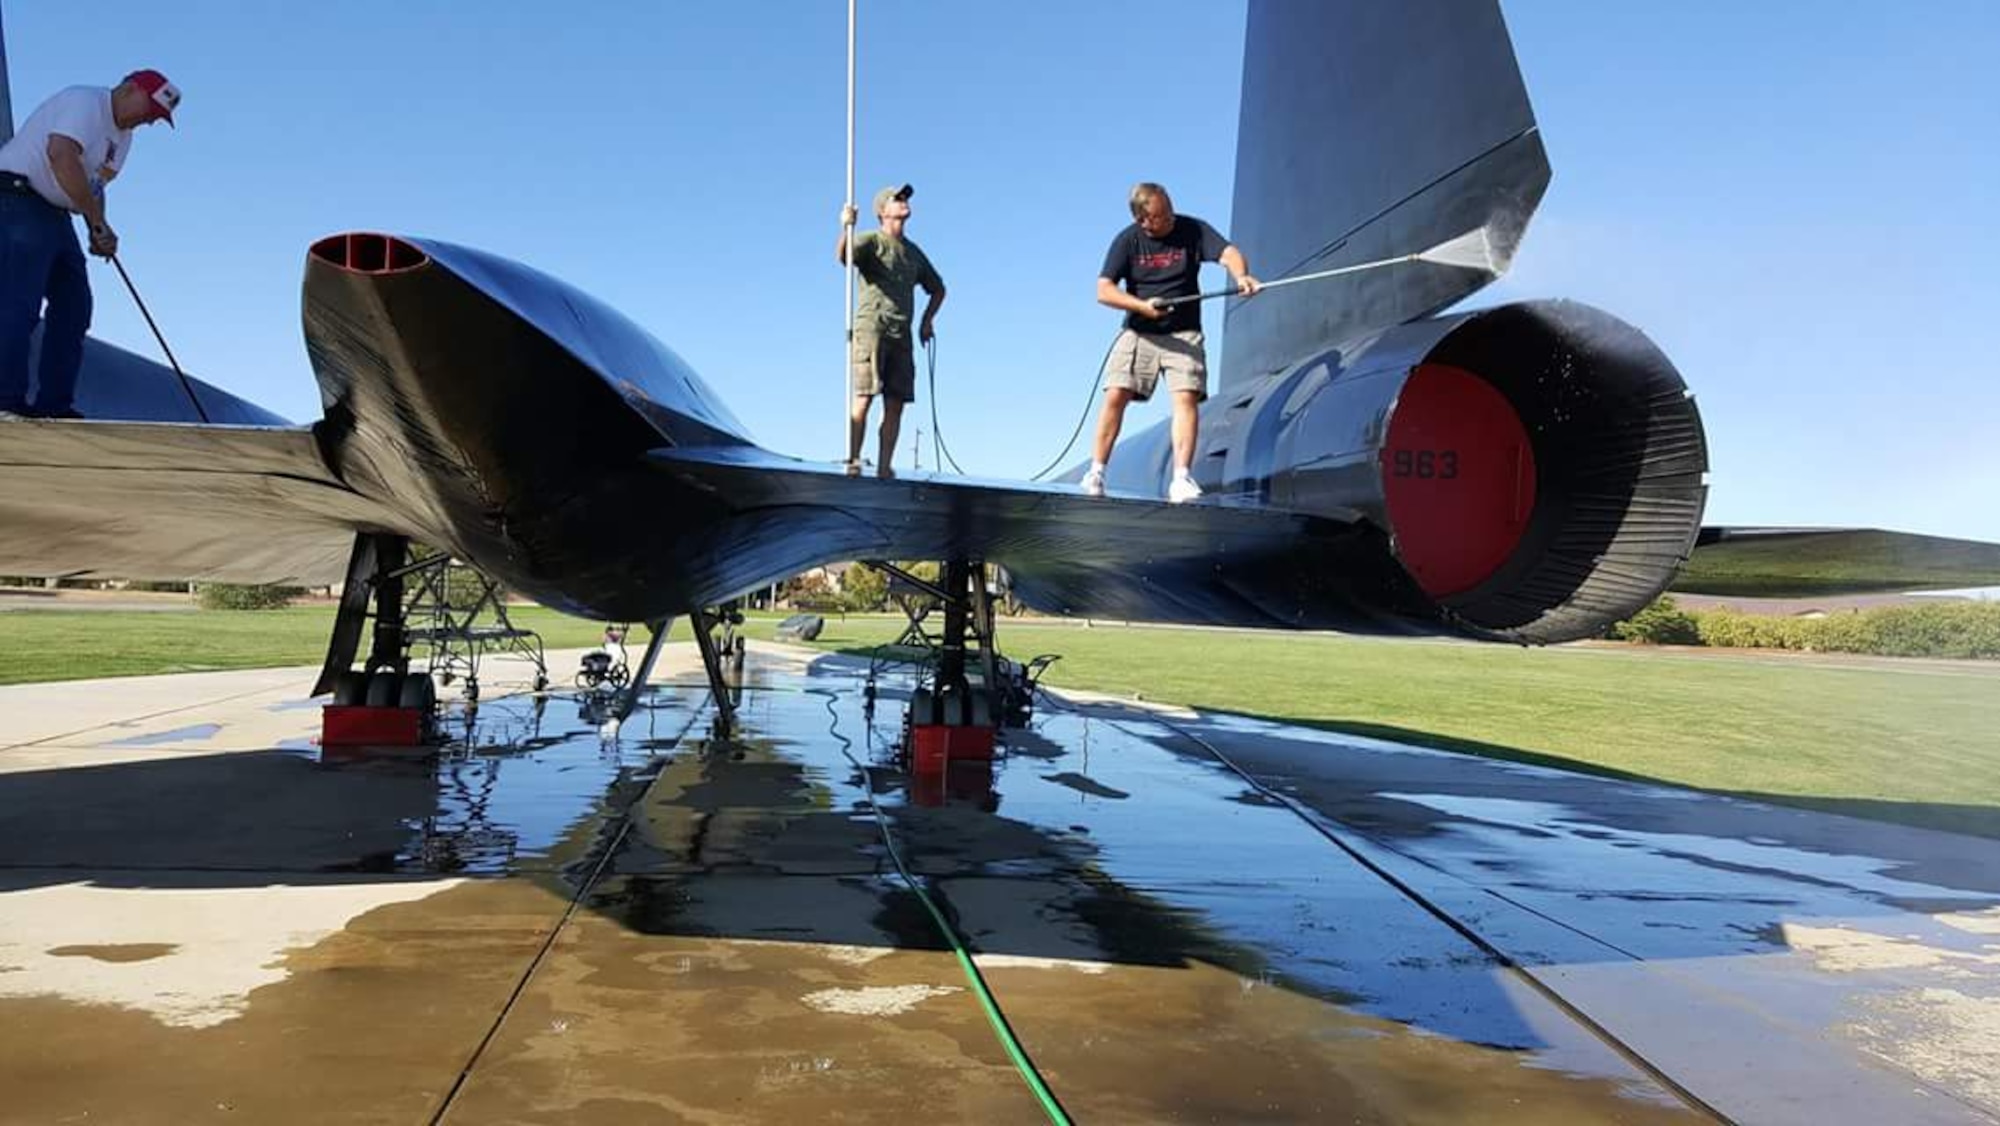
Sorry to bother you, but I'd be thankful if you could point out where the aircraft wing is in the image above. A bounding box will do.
[0,420,394,585]
[645,447,1409,630]
[1675,527,2000,598]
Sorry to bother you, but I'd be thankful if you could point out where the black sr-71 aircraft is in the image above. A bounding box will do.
[2,2,1995,705]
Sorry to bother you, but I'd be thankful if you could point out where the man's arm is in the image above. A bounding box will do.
[1219,244,1260,296]
[46,136,107,226]
[915,254,946,343]
[919,284,946,344]
[1199,219,1259,296]
[1096,276,1167,320]
[47,135,116,257]
[1096,230,1165,320]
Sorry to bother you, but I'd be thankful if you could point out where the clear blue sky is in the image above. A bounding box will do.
[7,2,1997,540]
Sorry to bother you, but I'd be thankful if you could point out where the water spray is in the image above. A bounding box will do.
[1156,225,1498,310]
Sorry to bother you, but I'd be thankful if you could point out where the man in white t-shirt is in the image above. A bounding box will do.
[0,69,180,419]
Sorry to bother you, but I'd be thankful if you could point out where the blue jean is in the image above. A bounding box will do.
[0,191,91,414]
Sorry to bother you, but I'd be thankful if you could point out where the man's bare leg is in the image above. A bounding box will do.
[1091,387,1134,467]
[847,394,873,471]
[878,397,905,477]
[1170,389,1201,474]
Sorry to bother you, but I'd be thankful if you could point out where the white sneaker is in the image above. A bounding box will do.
[1167,475,1203,504]
[1080,466,1106,497]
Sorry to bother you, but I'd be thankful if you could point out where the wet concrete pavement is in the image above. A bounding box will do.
[0,646,1994,1122]
[1113,704,2000,1124]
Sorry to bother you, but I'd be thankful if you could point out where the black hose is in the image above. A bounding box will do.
[1027,332,1121,482]
[110,254,210,423]
[920,329,1134,485]
[923,336,966,474]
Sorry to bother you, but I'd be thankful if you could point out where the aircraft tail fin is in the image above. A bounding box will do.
[1222,0,1549,388]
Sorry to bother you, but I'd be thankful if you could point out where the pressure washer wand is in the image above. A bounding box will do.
[1154,251,1424,310]
[110,253,210,423]
[1154,226,1498,310]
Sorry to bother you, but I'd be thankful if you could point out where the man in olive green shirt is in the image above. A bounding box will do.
[836,183,946,476]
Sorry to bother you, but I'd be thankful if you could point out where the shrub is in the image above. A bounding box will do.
[1696,608,1808,650]
[197,583,304,611]
[1801,610,1880,655]
[1863,602,2000,659]
[1687,600,2000,659]
[1611,596,1701,645]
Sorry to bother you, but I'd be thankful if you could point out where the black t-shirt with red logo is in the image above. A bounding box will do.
[1099,215,1229,335]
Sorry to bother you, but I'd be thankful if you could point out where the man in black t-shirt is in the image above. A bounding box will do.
[1087,182,1258,502]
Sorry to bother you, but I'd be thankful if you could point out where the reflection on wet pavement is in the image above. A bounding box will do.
[454,670,1708,1123]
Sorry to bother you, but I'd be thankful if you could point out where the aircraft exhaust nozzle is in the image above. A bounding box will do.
[1217,300,1708,644]
[1377,302,1710,643]
[309,233,430,276]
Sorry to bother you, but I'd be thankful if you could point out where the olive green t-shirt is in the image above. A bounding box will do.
[852,231,943,338]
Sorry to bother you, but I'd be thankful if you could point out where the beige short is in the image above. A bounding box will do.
[852,330,916,402]
[1104,328,1207,402]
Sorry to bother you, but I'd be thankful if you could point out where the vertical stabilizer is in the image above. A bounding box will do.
[0,4,14,144]
[1222,0,1549,387]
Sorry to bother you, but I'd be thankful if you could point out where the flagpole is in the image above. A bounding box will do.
[842,0,857,464]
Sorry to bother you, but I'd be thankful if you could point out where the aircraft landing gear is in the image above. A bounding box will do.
[314,535,557,748]
[857,557,1057,773]
[316,534,435,748]
[692,604,744,740]
[601,605,744,742]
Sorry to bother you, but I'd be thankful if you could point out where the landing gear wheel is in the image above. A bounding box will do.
[332,671,367,706]
[533,674,549,693]
[464,677,480,704]
[397,672,436,711]
[938,690,968,727]
[364,671,399,708]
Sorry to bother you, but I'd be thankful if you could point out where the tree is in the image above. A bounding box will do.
[840,562,888,612]
[783,571,834,606]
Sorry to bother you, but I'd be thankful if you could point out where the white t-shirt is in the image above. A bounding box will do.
[0,86,132,212]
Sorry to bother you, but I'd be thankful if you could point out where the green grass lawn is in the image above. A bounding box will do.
[4,606,1996,837]
[0,605,639,683]
[781,616,2000,838]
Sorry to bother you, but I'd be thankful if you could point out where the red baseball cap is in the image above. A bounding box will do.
[123,69,181,127]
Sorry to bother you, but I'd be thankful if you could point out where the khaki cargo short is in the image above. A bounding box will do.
[1104,328,1207,402]
[852,330,916,403]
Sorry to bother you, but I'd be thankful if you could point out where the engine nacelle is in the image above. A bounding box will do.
[1107,300,1709,643]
